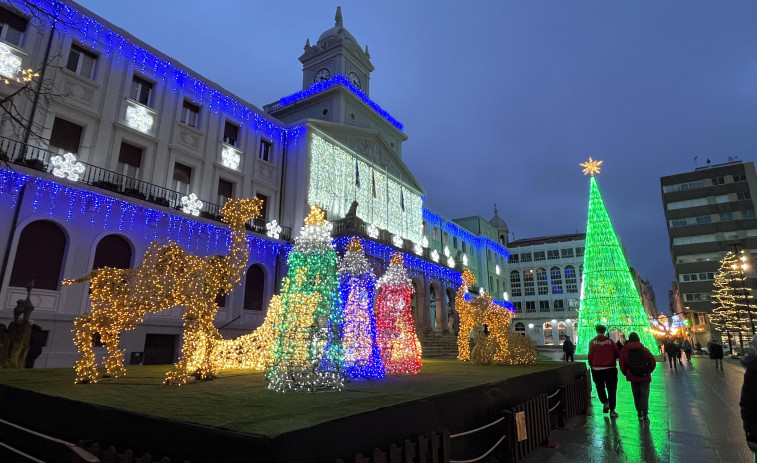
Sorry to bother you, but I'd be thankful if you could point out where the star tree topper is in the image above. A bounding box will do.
[580,157,603,176]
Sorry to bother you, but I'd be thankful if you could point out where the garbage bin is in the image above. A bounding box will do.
[129,351,144,365]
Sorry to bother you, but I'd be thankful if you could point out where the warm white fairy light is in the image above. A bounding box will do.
[431,249,439,263]
[0,43,21,78]
[496,265,500,275]
[444,246,450,258]
[421,236,429,248]
[181,193,203,216]
[125,105,153,133]
[463,254,468,266]
[367,223,379,239]
[413,242,423,255]
[221,145,241,169]
[392,234,404,248]
[266,220,282,239]
[50,152,85,181]
[447,256,455,268]
[479,287,485,295]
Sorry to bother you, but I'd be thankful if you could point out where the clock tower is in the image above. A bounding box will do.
[300,6,374,96]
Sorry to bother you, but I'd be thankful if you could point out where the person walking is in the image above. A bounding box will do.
[740,334,757,460]
[619,332,657,423]
[562,338,575,362]
[588,324,620,418]
[709,340,724,370]
[665,340,680,370]
[682,339,693,363]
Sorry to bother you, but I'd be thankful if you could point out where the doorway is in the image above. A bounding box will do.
[143,334,177,365]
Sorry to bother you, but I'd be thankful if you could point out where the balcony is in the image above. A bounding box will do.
[0,136,291,241]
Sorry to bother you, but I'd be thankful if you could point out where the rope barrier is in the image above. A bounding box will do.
[449,416,505,439]
[548,401,561,413]
[448,434,507,463]
[547,389,560,399]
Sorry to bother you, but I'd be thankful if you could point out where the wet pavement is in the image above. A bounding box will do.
[521,355,755,463]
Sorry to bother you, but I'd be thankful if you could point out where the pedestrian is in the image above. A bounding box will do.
[588,324,620,418]
[682,339,693,363]
[675,339,683,365]
[709,340,724,370]
[563,338,575,362]
[665,339,680,370]
[696,341,702,356]
[619,332,657,423]
[740,334,757,459]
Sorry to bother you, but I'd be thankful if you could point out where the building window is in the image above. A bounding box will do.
[720,212,734,222]
[130,75,152,106]
[513,302,522,313]
[544,322,554,345]
[92,235,132,270]
[561,248,573,258]
[539,300,550,312]
[554,300,565,311]
[172,162,192,194]
[670,219,688,227]
[255,193,268,220]
[0,8,27,46]
[10,220,66,290]
[433,227,439,241]
[547,250,559,260]
[536,268,548,295]
[180,100,199,128]
[243,264,265,311]
[117,142,143,178]
[223,121,239,146]
[743,209,756,219]
[711,176,725,185]
[525,301,536,313]
[521,252,532,263]
[565,265,578,293]
[510,270,522,297]
[217,179,234,205]
[523,268,534,296]
[514,321,525,333]
[695,215,712,225]
[462,241,467,253]
[453,236,458,249]
[259,139,271,162]
[734,173,747,182]
[509,253,519,263]
[550,266,563,294]
[533,251,545,261]
[575,247,585,257]
[738,191,751,200]
[66,44,96,80]
[49,117,83,154]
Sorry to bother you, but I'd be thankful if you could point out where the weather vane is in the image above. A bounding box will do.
[580,157,603,176]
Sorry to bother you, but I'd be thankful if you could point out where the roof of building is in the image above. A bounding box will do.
[489,204,508,230]
[317,7,359,46]
[508,233,586,248]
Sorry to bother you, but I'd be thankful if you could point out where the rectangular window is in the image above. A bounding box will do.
[737,191,751,200]
[720,212,734,222]
[509,253,519,263]
[217,179,233,204]
[172,162,192,194]
[533,251,545,261]
[733,173,747,182]
[453,237,458,249]
[521,252,532,262]
[711,176,725,185]
[575,247,585,257]
[259,139,271,162]
[223,121,239,146]
[130,75,152,106]
[513,302,522,313]
[695,215,712,225]
[433,227,439,241]
[670,219,688,227]
[568,298,579,309]
[180,100,199,128]
[523,269,535,296]
[553,300,565,311]
[561,248,574,258]
[462,242,467,253]
[117,142,143,177]
[743,209,756,219]
[66,44,96,80]
[0,8,27,46]
[539,300,550,312]
[525,301,536,313]
[547,250,559,260]
[49,117,83,154]
[255,192,268,220]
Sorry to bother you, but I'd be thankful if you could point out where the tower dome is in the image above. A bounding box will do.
[317,6,359,46]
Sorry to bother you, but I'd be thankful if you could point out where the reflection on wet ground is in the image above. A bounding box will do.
[521,356,754,462]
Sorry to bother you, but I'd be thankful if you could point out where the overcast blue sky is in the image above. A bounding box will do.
[75,0,757,312]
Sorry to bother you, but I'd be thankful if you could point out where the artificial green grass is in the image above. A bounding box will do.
[0,360,563,437]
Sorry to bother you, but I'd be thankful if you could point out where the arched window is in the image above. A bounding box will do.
[92,234,132,270]
[523,268,534,296]
[429,285,437,332]
[10,220,66,290]
[565,265,578,293]
[550,266,563,294]
[536,268,548,295]
[243,264,265,311]
[557,322,567,344]
[510,270,522,297]
[499,235,506,245]
[514,322,525,333]
[543,322,554,345]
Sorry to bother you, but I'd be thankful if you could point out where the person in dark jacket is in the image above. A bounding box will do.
[619,332,657,423]
[709,340,724,370]
[665,340,680,370]
[562,339,575,362]
[588,324,620,417]
[740,334,757,457]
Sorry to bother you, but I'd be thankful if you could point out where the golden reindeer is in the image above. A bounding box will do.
[65,198,262,385]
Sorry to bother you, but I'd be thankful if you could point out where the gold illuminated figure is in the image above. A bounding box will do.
[65,198,262,385]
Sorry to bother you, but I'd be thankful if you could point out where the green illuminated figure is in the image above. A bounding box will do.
[575,159,656,355]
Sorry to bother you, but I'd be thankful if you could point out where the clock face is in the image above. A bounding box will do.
[314,68,330,83]
[348,72,361,89]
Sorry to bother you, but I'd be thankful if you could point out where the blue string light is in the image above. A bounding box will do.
[422,208,510,260]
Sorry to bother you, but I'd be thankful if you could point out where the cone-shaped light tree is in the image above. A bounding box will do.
[338,237,384,379]
[575,158,657,355]
[265,205,344,392]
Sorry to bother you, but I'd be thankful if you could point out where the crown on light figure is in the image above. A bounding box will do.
[346,236,363,254]
[461,268,476,287]
[390,252,404,266]
[304,205,327,225]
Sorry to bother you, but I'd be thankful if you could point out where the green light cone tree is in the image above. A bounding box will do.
[575,170,657,355]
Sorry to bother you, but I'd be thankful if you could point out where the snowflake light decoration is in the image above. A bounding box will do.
[421,236,429,248]
[221,146,240,170]
[462,254,468,266]
[413,242,423,256]
[126,105,153,133]
[181,193,203,216]
[367,223,379,239]
[479,287,485,296]
[443,246,450,258]
[431,249,439,263]
[496,265,500,275]
[0,43,21,78]
[50,152,86,182]
[447,256,455,269]
[266,220,282,239]
[392,234,404,248]
[580,157,603,176]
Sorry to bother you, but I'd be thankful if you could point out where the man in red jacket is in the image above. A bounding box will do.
[588,324,620,418]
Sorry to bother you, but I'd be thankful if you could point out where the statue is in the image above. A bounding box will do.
[1,280,34,368]
[13,280,35,323]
